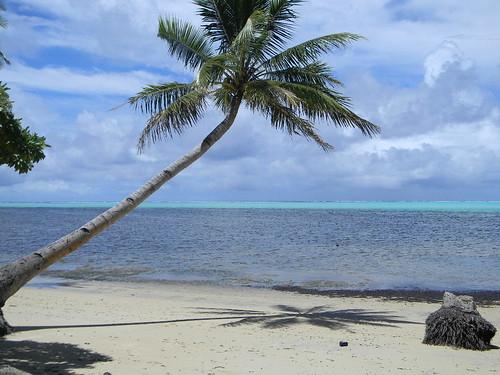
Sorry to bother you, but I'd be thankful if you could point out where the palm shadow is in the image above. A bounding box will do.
[14,315,269,332]
[0,339,112,375]
[12,305,421,336]
[195,305,422,331]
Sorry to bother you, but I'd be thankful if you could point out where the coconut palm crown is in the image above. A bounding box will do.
[130,0,379,152]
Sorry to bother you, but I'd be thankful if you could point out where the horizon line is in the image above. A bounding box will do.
[2,200,500,203]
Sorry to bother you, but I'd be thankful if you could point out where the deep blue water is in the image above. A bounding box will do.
[1,205,499,291]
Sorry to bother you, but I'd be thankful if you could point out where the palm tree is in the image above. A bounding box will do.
[0,0,379,335]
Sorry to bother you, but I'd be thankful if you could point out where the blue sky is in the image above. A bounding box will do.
[1,0,499,201]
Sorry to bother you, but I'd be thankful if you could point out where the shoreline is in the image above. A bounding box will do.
[3,279,500,374]
[30,274,500,305]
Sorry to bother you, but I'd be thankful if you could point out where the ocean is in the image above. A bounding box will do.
[1,201,499,291]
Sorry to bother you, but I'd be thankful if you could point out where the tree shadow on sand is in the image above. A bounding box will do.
[0,339,112,375]
[11,305,420,337]
[195,305,422,332]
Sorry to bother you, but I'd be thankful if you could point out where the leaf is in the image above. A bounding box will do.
[244,80,333,150]
[196,53,235,87]
[129,82,194,114]
[265,33,363,70]
[195,0,269,51]
[266,0,303,51]
[137,90,208,151]
[265,62,342,88]
[158,17,213,70]
[266,80,380,137]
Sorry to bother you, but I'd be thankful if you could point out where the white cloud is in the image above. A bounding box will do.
[2,62,170,95]
[424,41,472,87]
[1,0,500,201]
[4,0,500,83]
[4,0,199,71]
[341,115,500,187]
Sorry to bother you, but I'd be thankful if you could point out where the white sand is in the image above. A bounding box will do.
[1,281,499,374]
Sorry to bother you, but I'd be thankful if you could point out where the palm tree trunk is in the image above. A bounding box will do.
[0,95,242,336]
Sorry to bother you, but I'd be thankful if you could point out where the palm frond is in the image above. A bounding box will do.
[266,0,302,51]
[195,0,269,51]
[213,85,236,113]
[0,51,9,67]
[229,9,270,66]
[264,80,380,137]
[265,62,342,88]
[129,82,194,114]
[264,33,363,70]
[268,102,333,151]
[194,0,236,50]
[158,17,213,70]
[196,53,235,86]
[230,9,267,52]
[244,79,297,107]
[137,89,208,151]
[244,80,333,150]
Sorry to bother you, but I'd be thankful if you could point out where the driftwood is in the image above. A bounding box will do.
[423,292,496,350]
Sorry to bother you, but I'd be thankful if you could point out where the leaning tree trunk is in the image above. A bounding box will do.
[0,96,242,336]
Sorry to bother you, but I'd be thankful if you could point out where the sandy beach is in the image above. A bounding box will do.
[0,281,498,374]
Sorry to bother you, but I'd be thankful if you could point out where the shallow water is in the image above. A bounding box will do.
[1,204,499,291]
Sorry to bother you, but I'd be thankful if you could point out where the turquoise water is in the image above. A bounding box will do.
[1,201,500,212]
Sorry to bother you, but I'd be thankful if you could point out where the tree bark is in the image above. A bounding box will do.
[0,307,12,336]
[0,95,242,335]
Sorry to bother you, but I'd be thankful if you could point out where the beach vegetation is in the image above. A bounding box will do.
[0,83,49,173]
[0,3,49,174]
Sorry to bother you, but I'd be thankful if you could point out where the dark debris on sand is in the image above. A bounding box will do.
[272,286,500,306]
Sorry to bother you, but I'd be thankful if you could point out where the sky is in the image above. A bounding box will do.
[1,0,499,202]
